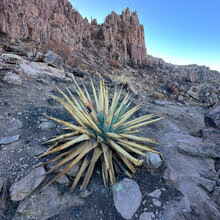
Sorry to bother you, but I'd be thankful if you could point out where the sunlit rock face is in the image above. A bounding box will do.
[0,0,147,66]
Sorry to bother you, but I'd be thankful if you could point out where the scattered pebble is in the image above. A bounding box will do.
[38,122,56,130]
[145,152,163,169]
[0,135,20,145]
[152,199,161,207]
[148,189,161,199]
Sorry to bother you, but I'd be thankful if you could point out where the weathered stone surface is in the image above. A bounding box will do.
[113,178,142,219]
[0,135,20,145]
[187,90,199,100]
[163,167,178,187]
[178,142,220,158]
[0,1,147,66]
[15,185,84,220]
[145,152,163,169]
[2,54,22,64]
[202,128,220,145]
[204,100,220,129]
[43,51,64,69]
[2,72,23,86]
[139,212,152,220]
[212,186,220,205]
[194,176,216,192]
[10,166,45,201]
[9,118,23,131]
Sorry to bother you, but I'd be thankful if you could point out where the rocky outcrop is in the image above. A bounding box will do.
[148,55,220,83]
[0,0,147,66]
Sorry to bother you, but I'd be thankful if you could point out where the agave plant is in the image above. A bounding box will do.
[38,77,162,191]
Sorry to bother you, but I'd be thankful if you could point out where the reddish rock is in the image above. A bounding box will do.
[0,1,147,66]
[166,80,179,95]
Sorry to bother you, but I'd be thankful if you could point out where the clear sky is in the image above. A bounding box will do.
[70,0,220,71]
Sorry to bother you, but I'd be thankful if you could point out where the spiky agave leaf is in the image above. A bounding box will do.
[39,78,163,190]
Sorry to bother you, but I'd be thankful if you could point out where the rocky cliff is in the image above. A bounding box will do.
[0,0,147,66]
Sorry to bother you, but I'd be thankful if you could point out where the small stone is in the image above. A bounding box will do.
[38,122,56,130]
[148,189,161,199]
[153,100,167,106]
[142,200,146,205]
[0,135,20,145]
[177,95,184,102]
[139,212,152,220]
[9,118,23,131]
[79,189,93,198]
[2,72,23,86]
[152,199,161,207]
[187,90,199,100]
[10,166,45,201]
[127,81,138,95]
[112,178,142,219]
[145,152,163,169]
[34,52,44,62]
[56,175,70,185]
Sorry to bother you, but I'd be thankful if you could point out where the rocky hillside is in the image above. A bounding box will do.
[0,0,146,66]
[0,0,220,220]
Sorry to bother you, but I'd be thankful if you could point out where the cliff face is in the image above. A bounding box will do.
[0,0,147,66]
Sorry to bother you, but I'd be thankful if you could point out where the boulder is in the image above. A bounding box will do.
[43,51,64,69]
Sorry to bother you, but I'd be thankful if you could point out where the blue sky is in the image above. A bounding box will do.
[70,0,220,71]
